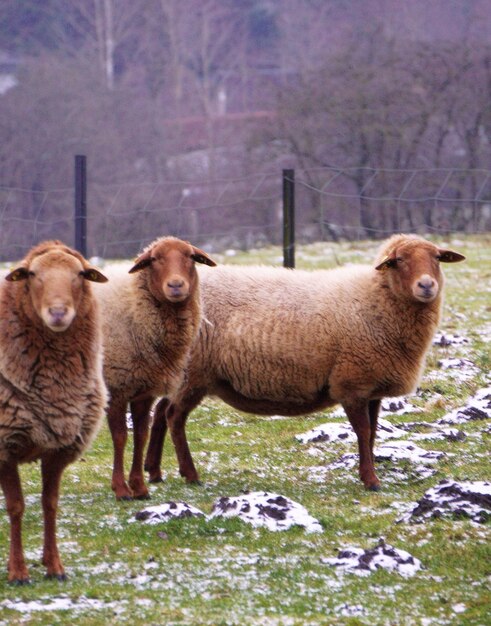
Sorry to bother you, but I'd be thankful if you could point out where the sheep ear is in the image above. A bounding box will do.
[128,255,154,274]
[81,268,108,283]
[5,267,30,282]
[437,249,466,263]
[375,255,397,271]
[190,247,217,267]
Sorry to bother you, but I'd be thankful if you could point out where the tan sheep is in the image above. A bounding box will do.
[145,234,465,491]
[0,240,108,584]
[92,236,216,501]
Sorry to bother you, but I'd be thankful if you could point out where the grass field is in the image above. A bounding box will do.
[0,234,490,625]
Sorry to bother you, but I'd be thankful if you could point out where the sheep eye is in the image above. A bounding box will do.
[28,271,35,277]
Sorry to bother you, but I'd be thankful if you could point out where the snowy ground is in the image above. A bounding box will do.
[1,318,489,623]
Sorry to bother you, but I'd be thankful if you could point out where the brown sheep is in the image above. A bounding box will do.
[0,241,108,584]
[144,234,465,491]
[91,236,216,501]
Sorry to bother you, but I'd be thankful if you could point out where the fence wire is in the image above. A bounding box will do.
[0,166,489,262]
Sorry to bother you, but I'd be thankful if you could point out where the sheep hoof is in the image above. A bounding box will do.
[9,577,31,586]
[367,484,381,492]
[134,493,151,501]
[117,495,134,502]
[189,479,203,486]
[148,477,164,484]
[46,573,67,582]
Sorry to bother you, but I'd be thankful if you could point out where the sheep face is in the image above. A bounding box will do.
[375,236,465,303]
[129,237,216,304]
[6,249,108,332]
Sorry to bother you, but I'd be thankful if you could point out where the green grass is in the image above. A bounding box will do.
[1,234,490,625]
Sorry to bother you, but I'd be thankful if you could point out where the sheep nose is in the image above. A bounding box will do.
[49,305,68,322]
[167,279,184,289]
[417,276,436,291]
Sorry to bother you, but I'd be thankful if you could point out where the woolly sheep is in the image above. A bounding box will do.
[0,241,108,583]
[92,236,216,501]
[145,234,465,491]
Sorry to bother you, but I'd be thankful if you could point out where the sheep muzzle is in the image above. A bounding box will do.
[163,277,190,302]
[43,304,76,332]
[412,274,439,302]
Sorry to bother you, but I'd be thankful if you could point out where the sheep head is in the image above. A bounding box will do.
[375,235,465,303]
[6,241,108,332]
[128,236,216,304]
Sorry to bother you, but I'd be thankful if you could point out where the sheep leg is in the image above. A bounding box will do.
[167,393,203,484]
[0,463,30,584]
[343,399,381,491]
[41,453,72,580]
[145,397,170,483]
[107,396,133,500]
[128,396,154,500]
[368,399,381,463]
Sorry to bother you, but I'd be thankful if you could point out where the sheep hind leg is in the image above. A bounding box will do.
[41,453,73,580]
[145,397,170,483]
[343,399,381,491]
[128,396,154,500]
[368,399,381,465]
[0,463,30,584]
[168,389,206,484]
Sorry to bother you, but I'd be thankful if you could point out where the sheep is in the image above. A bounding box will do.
[0,240,108,584]
[144,234,465,491]
[91,236,216,501]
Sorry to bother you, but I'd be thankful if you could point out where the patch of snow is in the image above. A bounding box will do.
[424,357,481,385]
[374,441,443,463]
[380,398,422,416]
[437,358,480,380]
[296,422,356,444]
[327,440,443,482]
[399,479,491,524]
[209,492,323,533]
[412,427,466,442]
[133,492,323,534]
[296,418,408,445]
[335,603,365,617]
[399,422,466,442]
[432,332,469,346]
[438,386,491,425]
[1,596,119,614]
[132,501,205,524]
[322,538,421,577]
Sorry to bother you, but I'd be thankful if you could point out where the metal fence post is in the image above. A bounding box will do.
[75,155,87,257]
[282,168,295,268]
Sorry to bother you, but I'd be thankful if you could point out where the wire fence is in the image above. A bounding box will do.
[1,163,490,262]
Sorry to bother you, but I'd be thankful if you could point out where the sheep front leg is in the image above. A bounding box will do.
[0,463,30,584]
[107,396,133,500]
[145,397,170,483]
[128,396,154,500]
[41,453,72,580]
[343,399,381,491]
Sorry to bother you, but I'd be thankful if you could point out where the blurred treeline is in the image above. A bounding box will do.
[1,0,491,257]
